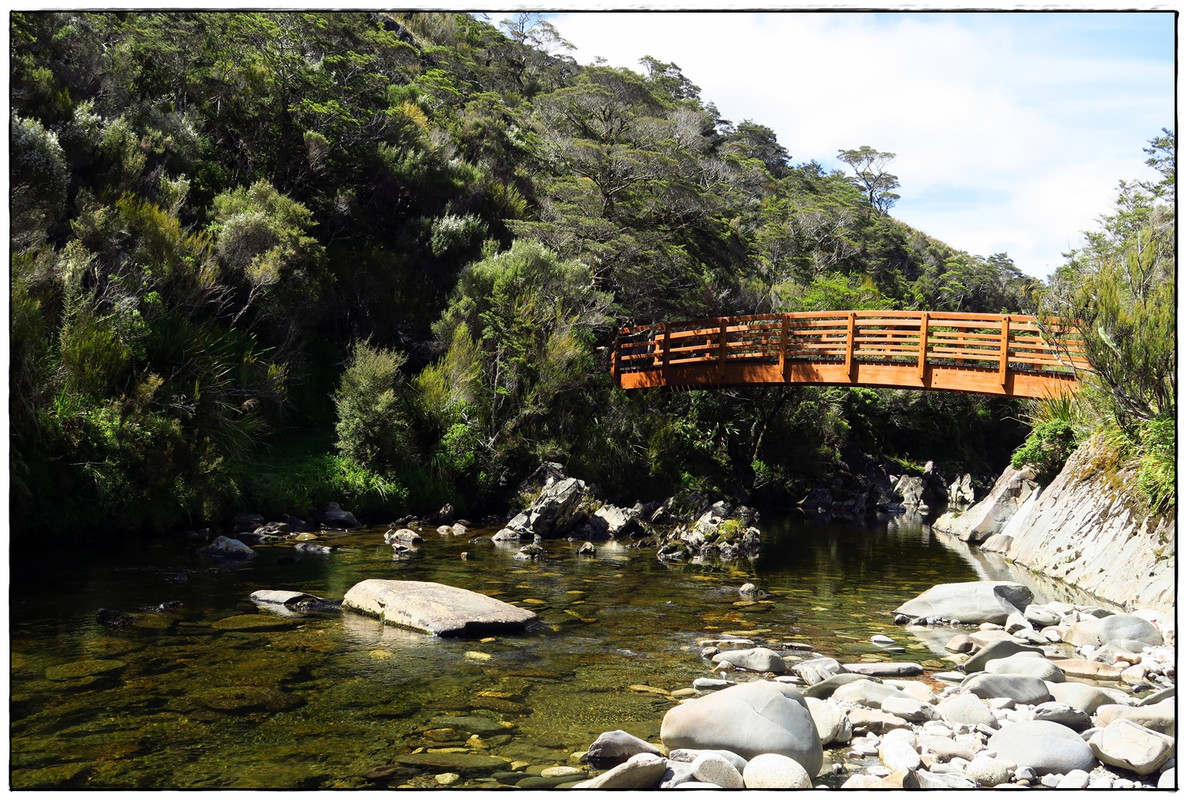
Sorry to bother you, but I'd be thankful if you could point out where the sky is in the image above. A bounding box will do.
[541,10,1175,279]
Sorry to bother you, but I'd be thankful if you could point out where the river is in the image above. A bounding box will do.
[9,511,1111,789]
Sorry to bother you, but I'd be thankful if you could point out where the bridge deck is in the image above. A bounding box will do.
[611,311,1089,399]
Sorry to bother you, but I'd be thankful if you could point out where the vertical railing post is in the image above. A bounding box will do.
[844,312,857,380]
[718,319,728,374]
[661,323,670,378]
[780,314,790,382]
[998,316,1011,386]
[611,328,621,384]
[917,312,929,382]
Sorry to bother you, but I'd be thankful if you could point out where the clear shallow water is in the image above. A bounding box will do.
[7,513,1057,789]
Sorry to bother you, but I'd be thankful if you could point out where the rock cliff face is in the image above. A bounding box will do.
[933,435,1174,618]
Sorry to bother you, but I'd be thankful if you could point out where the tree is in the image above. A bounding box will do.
[838,145,900,214]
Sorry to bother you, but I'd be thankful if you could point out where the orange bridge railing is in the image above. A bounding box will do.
[611,311,1089,399]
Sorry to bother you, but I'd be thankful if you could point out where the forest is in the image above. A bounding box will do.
[9,11,1175,538]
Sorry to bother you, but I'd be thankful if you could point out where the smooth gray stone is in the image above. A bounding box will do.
[659,763,695,789]
[1032,701,1092,731]
[1095,700,1176,736]
[842,661,923,677]
[913,769,977,789]
[1089,719,1174,776]
[1157,768,1175,789]
[893,581,1033,625]
[961,673,1052,705]
[586,729,662,766]
[690,752,743,788]
[1046,682,1116,714]
[988,720,1096,775]
[667,749,748,774]
[574,752,668,789]
[660,681,822,776]
[984,653,1065,682]
[712,647,786,674]
[1063,614,1163,648]
[342,579,537,636]
[793,656,843,685]
[833,678,910,709]
[1138,686,1175,707]
[741,753,812,789]
[962,639,1045,673]
[691,677,733,691]
[802,672,870,699]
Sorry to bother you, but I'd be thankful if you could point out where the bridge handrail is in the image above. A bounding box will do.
[611,311,1091,387]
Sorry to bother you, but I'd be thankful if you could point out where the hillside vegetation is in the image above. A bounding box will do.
[12,12,1161,536]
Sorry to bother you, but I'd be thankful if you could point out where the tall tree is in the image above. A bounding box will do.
[838,145,900,214]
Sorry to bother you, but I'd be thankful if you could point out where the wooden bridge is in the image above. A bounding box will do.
[611,311,1090,399]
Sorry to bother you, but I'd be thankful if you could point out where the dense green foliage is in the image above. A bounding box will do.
[12,11,1092,536]
[1014,131,1176,510]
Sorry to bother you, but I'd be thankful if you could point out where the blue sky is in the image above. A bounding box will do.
[542,10,1175,278]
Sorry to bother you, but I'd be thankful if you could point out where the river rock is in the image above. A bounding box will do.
[741,753,812,788]
[1023,604,1063,628]
[961,638,1044,673]
[843,661,923,677]
[320,502,360,527]
[573,752,668,789]
[342,579,538,636]
[914,769,977,789]
[659,681,822,775]
[893,581,1032,625]
[930,465,1037,544]
[985,653,1065,682]
[385,528,423,544]
[585,729,662,766]
[802,672,868,699]
[794,657,843,685]
[1064,614,1163,648]
[847,708,911,735]
[879,738,921,772]
[394,752,508,775]
[667,749,747,773]
[961,673,1051,705]
[1094,700,1175,736]
[965,754,1013,786]
[199,535,256,560]
[45,659,126,681]
[1051,658,1121,680]
[712,647,786,674]
[1032,701,1092,731]
[690,752,743,788]
[211,614,296,632]
[832,678,908,708]
[945,634,978,654]
[1089,718,1173,775]
[881,694,936,723]
[937,694,997,727]
[507,476,589,539]
[804,697,845,744]
[987,720,1095,775]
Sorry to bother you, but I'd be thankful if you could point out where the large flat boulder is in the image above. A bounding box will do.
[894,580,1032,625]
[342,579,538,637]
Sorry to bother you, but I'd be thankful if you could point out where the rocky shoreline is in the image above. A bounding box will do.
[562,580,1175,790]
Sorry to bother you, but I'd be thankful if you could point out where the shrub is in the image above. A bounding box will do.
[1136,414,1175,515]
[333,340,419,475]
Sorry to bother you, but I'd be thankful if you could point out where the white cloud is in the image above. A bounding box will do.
[548,11,1173,278]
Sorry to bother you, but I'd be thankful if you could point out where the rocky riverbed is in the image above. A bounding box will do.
[559,580,1175,790]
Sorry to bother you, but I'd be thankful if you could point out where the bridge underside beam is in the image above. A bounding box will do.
[616,360,1078,400]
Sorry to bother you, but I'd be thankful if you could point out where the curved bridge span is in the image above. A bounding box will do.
[611,311,1089,399]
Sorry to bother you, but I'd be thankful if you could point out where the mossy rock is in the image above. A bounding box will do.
[45,659,126,681]
[192,685,304,713]
[211,614,297,632]
[394,752,507,774]
[11,761,91,789]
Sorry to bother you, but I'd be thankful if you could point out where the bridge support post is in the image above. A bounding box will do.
[718,319,728,378]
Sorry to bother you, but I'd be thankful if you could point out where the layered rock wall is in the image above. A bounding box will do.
[934,435,1174,617]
